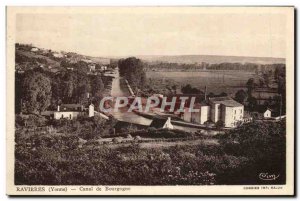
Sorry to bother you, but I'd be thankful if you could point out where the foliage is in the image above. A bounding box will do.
[235,89,248,104]
[181,84,202,94]
[22,72,52,114]
[118,57,147,93]
[15,120,286,185]
[218,120,286,184]
[215,120,224,130]
[246,78,257,96]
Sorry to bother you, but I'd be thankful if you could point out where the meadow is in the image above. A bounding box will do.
[146,70,256,95]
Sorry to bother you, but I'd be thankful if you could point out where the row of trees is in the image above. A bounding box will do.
[146,62,285,72]
[118,57,147,94]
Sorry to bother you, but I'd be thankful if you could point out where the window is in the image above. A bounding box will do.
[235,110,236,114]
[69,114,72,119]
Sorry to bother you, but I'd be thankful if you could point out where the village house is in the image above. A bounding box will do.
[209,96,244,127]
[52,52,64,58]
[191,103,210,124]
[262,108,272,118]
[251,107,274,119]
[49,103,95,120]
[182,102,210,125]
[181,96,244,128]
[100,65,107,71]
[31,47,39,52]
[88,64,96,72]
[54,104,84,120]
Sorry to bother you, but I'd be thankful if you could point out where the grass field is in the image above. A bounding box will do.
[146,70,256,95]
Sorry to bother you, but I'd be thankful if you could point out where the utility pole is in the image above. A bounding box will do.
[279,93,282,121]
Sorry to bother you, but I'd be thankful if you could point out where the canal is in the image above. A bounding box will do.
[109,68,216,134]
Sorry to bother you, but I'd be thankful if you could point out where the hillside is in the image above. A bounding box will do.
[15,44,110,72]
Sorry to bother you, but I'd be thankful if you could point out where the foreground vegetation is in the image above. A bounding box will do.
[15,120,286,185]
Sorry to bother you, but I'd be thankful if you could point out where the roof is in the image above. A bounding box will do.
[193,102,209,109]
[60,104,83,111]
[149,117,168,128]
[209,96,243,107]
[61,104,82,108]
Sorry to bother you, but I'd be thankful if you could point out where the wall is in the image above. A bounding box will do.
[54,111,82,120]
[183,108,192,122]
[89,105,95,117]
[263,110,271,118]
[200,106,209,124]
[223,106,244,128]
[211,103,221,123]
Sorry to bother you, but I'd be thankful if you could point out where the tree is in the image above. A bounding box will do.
[92,75,104,97]
[235,89,247,104]
[262,73,270,88]
[258,78,265,87]
[171,85,177,94]
[219,121,286,184]
[247,96,258,111]
[23,72,52,114]
[118,57,146,92]
[215,120,224,131]
[75,61,89,74]
[63,73,77,103]
[219,92,227,97]
[246,78,256,96]
[181,84,201,94]
[73,75,90,104]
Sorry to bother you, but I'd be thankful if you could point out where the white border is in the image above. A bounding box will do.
[1,1,298,200]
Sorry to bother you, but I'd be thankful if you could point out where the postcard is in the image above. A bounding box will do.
[6,6,294,196]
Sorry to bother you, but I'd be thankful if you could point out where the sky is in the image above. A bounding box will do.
[16,9,287,58]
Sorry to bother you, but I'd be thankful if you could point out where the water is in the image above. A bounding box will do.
[110,69,152,126]
[109,68,217,134]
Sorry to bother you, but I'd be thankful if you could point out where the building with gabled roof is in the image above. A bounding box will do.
[181,96,245,128]
[209,96,244,128]
[150,117,174,129]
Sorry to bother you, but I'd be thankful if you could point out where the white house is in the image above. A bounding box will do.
[191,103,210,124]
[263,108,272,118]
[54,104,84,120]
[100,66,107,71]
[53,52,64,58]
[31,47,39,52]
[181,96,244,128]
[89,64,96,72]
[182,103,210,125]
[209,97,244,128]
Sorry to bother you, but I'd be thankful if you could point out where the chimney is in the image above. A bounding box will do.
[204,86,207,101]
[57,105,60,112]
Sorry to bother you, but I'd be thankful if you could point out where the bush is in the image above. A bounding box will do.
[24,115,47,127]
[14,121,286,185]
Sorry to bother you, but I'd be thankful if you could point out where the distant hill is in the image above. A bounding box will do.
[136,55,285,64]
